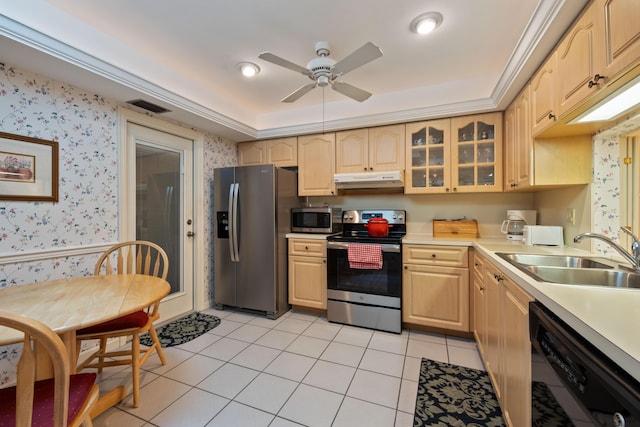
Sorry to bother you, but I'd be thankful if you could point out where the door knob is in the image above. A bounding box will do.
[187,231,195,237]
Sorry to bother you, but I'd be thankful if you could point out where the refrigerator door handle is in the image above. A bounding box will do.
[231,182,240,262]
[228,183,237,262]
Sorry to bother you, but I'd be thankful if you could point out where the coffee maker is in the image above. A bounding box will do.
[501,210,536,240]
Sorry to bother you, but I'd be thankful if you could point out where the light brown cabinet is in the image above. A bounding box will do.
[335,124,405,173]
[238,137,298,167]
[530,53,558,136]
[288,239,327,310]
[450,113,503,192]
[405,119,451,194]
[504,86,532,191]
[474,253,534,427]
[402,245,469,332]
[556,3,602,116]
[405,114,502,194]
[505,81,592,190]
[297,133,336,196]
[597,0,640,79]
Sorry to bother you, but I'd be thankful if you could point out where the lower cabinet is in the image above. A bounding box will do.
[402,245,470,332]
[474,251,534,427]
[288,238,327,310]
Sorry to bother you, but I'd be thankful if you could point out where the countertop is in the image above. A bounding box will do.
[404,233,640,383]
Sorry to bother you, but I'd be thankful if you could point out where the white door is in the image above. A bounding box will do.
[126,122,194,319]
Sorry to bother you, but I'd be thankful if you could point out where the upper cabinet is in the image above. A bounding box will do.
[450,113,503,193]
[405,114,502,194]
[530,53,558,136]
[504,86,532,191]
[533,0,640,137]
[298,133,336,196]
[596,0,640,82]
[556,3,602,116]
[336,124,405,173]
[405,119,451,194]
[238,137,298,167]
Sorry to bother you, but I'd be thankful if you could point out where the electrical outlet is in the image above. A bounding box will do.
[566,208,576,225]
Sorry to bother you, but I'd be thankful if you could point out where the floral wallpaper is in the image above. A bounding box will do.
[0,63,119,286]
[0,62,237,385]
[591,115,640,256]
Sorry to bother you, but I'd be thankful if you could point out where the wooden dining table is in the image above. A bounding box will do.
[0,273,170,418]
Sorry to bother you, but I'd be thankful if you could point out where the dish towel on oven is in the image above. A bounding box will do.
[347,243,383,269]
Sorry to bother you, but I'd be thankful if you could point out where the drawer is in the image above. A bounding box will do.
[288,239,326,257]
[403,244,469,267]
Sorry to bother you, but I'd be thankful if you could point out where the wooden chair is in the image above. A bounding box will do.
[75,240,168,408]
[0,310,99,426]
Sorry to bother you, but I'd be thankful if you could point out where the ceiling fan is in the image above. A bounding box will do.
[258,41,383,103]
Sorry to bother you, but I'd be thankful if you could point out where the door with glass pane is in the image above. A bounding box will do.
[450,112,503,192]
[127,123,194,319]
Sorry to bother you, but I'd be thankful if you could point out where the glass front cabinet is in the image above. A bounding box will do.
[406,113,502,194]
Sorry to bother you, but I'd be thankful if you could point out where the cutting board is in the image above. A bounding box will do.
[433,219,479,238]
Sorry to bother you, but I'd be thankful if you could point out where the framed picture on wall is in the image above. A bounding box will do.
[0,131,58,202]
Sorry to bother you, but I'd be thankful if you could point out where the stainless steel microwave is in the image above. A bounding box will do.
[291,207,342,234]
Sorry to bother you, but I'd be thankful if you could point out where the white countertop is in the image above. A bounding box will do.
[405,233,640,382]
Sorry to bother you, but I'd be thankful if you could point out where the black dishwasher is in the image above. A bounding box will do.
[530,302,640,427]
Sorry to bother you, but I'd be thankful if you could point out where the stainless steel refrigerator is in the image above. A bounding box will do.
[213,164,299,319]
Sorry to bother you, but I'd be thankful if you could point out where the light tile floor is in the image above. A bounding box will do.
[92,308,485,427]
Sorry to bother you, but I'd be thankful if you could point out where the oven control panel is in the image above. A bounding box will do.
[342,210,406,224]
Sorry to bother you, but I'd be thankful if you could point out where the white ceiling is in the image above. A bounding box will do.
[0,0,588,141]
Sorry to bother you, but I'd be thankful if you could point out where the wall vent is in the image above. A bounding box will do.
[126,99,171,114]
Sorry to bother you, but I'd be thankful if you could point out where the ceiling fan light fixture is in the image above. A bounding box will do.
[410,12,443,35]
[238,62,260,77]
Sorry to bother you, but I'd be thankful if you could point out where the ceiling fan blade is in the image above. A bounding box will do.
[332,42,383,76]
[258,52,312,76]
[282,82,317,103]
[331,81,372,102]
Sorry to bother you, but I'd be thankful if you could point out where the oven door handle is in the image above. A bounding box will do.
[327,241,401,253]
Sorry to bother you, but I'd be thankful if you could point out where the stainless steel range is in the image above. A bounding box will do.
[326,209,406,334]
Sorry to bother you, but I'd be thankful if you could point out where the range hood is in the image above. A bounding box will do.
[334,170,404,189]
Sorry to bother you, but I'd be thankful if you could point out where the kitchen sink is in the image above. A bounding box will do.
[496,253,617,269]
[523,266,640,288]
[496,252,640,288]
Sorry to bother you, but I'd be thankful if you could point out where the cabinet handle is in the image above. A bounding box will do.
[494,274,503,282]
[452,187,457,192]
[404,265,408,269]
[431,254,437,258]
[305,246,309,250]
[588,74,606,88]
[511,183,517,188]
[480,286,485,291]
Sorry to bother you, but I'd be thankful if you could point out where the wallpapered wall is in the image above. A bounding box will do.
[0,63,237,288]
[0,62,237,385]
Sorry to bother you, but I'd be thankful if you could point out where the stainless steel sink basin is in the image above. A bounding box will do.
[523,266,640,288]
[496,253,617,269]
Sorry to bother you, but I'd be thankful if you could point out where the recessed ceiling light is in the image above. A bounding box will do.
[238,62,260,77]
[410,12,443,35]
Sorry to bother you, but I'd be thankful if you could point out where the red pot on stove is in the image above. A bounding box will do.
[364,217,393,237]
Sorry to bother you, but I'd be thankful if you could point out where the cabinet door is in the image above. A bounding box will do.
[472,253,488,360]
[405,119,451,194]
[288,255,327,309]
[557,3,601,116]
[368,124,405,171]
[484,263,504,402]
[597,0,640,79]
[450,113,503,193]
[503,278,533,427]
[531,52,558,136]
[237,141,266,166]
[267,137,298,167]
[298,133,336,196]
[336,128,369,173]
[505,86,532,191]
[402,264,469,332]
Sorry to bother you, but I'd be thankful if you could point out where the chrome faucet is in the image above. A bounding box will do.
[573,227,640,272]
